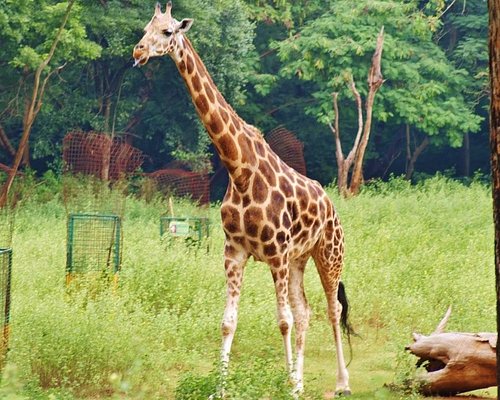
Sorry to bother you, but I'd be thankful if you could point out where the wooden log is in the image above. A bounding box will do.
[406,308,497,396]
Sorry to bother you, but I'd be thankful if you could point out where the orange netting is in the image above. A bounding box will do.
[266,127,307,176]
[148,168,210,204]
[62,131,144,180]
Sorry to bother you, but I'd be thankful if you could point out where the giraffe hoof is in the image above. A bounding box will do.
[334,389,352,397]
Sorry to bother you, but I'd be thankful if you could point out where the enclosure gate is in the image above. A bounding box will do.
[66,213,122,285]
[160,217,210,248]
[0,248,12,370]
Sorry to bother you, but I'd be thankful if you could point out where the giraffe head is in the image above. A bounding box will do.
[133,2,193,66]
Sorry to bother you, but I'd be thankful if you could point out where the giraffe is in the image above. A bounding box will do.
[133,2,352,396]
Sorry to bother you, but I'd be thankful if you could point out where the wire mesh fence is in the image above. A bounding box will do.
[63,131,144,180]
[0,208,14,248]
[66,213,122,285]
[267,126,307,176]
[148,169,210,204]
[0,248,12,369]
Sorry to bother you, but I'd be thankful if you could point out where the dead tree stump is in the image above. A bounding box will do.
[406,307,497,396]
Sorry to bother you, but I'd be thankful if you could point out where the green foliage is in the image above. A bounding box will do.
[175,358,296,400]
[0,1,101,70]
[0,0,490,192]
[0,174,494,399]
[274,0,482,148]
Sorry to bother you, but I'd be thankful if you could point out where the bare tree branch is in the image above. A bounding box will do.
[405,135,429,180]
[345,80,364,166]
[329,92,343,164]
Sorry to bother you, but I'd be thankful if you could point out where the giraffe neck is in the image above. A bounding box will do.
[170,36,264,187]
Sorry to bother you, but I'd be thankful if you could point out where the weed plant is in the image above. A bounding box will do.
[0,174,494,399]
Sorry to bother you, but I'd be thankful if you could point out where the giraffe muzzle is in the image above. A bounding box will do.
[133,45,149,67]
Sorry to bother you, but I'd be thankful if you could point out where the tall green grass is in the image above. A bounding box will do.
[0,175,495,399]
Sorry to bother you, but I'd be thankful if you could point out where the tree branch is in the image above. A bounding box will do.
[329,92,344,165]
[0,124,15,157]
[345,80,364,166]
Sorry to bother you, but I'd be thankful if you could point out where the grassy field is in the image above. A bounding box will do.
[0,175,496,399]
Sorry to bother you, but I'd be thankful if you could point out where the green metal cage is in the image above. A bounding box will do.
[160,216,210,246]
[0,248,12,368]
[66,213,122,283]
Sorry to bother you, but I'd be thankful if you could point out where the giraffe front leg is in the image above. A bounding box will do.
[288,258,310,394]
[217,249,248,397]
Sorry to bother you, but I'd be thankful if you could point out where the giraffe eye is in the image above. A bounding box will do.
[162,29,173,37]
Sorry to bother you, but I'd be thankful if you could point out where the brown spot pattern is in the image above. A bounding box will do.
[186,55,195,74]
[252,173,268,204]
[221,205,241,234]
[191,73,202,92]
[279,176,294,197]
[204,82,215,103]
[238,135,256,165]
[244,207,263,238]
[260,225,274,242]
[218,134,238,161]
[195,94,210,114]
[209,111,224,135]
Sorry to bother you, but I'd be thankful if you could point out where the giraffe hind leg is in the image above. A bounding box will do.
[313,248,351,395]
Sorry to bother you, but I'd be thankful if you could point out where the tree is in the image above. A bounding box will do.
[0,0,100,206]
[439,0,488,176]
[274,0,482,187]
[0,2,101,157]
[329,28,384,196]
[488,0,500,393]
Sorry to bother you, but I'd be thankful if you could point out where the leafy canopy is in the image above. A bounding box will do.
[274,0,482,147]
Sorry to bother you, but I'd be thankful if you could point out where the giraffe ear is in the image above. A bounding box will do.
[176,18,193,33]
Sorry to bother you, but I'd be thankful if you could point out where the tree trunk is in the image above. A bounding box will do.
[405,134,430,181]
[406,308,497,396]
[408,332,497,395]
[329,91,358,197]
[488,0,500,395]
[349,26,385,195]
[463,132,470,177]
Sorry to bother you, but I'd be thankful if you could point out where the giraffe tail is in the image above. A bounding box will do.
[337,281,355,336]
[337,281,357,366]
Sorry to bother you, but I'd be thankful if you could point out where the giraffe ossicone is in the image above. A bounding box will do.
[133,2,352,396]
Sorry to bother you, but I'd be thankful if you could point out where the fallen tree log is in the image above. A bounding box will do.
[406,307,497,396]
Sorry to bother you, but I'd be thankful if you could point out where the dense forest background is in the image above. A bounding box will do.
[0,0,489,199]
